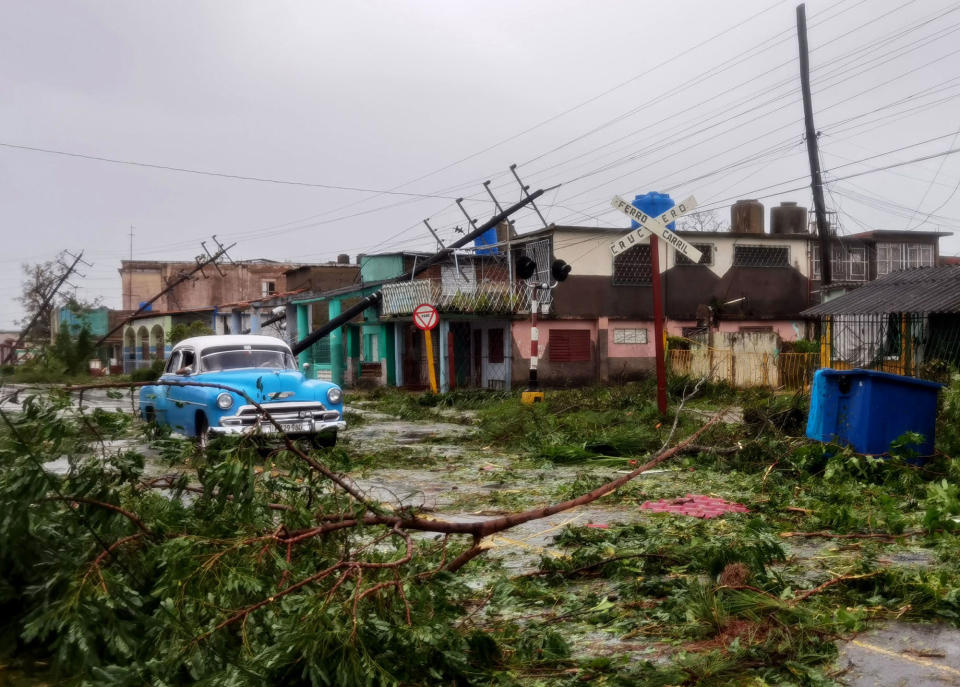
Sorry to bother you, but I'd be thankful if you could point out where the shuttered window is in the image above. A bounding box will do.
[549,330,591,362]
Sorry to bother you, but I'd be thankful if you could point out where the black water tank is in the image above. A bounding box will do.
[771,202,807,235]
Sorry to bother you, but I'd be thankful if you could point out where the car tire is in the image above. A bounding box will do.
[310,431,337,449]
[195,413,210,451]
[143,406,155,424]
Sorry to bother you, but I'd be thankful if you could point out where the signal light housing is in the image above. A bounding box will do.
[551,259,572,283]
[516,255,537,280]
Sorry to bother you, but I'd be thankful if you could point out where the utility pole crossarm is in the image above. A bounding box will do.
[94,240,236,349]
[290,187,550,356]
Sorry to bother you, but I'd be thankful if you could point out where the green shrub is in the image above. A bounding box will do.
[129,359,165,382]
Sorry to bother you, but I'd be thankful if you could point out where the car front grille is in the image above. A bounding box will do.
[220,402,340,426]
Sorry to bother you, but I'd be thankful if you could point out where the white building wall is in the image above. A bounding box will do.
[552,229,813,279]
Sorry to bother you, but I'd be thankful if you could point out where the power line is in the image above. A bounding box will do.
[0,141,471,200]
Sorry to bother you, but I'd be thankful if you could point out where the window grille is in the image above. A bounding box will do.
[812,244,868,281]
[732,245,789,267]
[674,243,714,266]
[613,244,652,285]
[613,328,647,344]
[311,336,331,364]
[549,330,591,362]
[877,242,934,276]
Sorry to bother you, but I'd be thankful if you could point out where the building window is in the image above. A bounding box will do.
[732,245,789,267]
[262,280,277,296]
[613,245,652,285]
[812,244,867,281]
[674,243,714,266]
[613,328,648,344]
[487,328,505,364]
[877,242,934,276]
[682,326,708,340]
[549,329,591,362]
[311,337,331,365]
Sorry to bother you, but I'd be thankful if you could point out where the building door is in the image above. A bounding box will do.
[472,329,483,387]
[450,323,472,388]
[402,324,423,389]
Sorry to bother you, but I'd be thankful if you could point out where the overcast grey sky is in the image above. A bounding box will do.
[2,0,959,329]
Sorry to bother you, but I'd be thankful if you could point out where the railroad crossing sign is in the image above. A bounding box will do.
[413,303,439,331]
[609,195,702,264]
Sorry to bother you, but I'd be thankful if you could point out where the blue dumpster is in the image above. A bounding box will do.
[806,368,941,457]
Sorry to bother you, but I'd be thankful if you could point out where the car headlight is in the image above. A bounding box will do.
[326,387,343,405]
[216,392,234,410]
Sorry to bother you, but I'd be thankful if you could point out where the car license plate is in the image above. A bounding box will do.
[260,421,312,434]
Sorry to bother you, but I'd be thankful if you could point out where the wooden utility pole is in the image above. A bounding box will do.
[13,251,86,355]
[291,187,551,356]
[797,3,832,288]
[94,240,236,349]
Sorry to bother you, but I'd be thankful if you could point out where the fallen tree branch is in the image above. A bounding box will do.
[521,552,678,578]
[45,495,151,534]
[64,379,377,511]
[792,571,883,603]
[780,530,922,540]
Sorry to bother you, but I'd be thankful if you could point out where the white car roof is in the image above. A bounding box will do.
[173,335,292,354]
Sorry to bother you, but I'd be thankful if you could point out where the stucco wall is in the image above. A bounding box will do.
[120,261,297,311]
[551,228,813,279]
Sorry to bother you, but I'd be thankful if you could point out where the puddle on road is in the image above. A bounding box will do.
[837,621,960,687]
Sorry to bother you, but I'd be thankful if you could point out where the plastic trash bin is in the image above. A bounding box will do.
[806,368,941,457]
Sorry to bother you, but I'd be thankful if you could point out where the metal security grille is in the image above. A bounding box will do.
[381,248,533,317]
[613,244,652,285]
[446,322,510,390]
[819,312,960,381]
[524,238,554,311]
[811,243,868,281]
[674,243,713,266]
[732,245,789,267]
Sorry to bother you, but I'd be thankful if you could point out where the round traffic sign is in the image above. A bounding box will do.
[413,303,439,331]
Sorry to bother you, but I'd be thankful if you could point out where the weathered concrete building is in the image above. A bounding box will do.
[119,259,301,312]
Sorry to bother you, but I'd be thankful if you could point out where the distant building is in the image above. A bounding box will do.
[120,308,215,372]
[802,266,960,378]
[49,306,135,373]
[118,259,303,312]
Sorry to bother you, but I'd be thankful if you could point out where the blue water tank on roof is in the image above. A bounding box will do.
[474,227,499,255]
[631,192,676,231]
[806,368,942,457]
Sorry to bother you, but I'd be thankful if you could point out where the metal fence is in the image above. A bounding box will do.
[816,312,960,382]
[669,313,960,388]
[380,240,554,318]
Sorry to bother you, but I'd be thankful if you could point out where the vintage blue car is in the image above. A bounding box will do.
[139,335,345,447]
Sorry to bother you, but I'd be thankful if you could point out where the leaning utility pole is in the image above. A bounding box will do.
[797,3,831,288]
[12,250,86,356]
[94,239,236,349]
[291,186,553,356]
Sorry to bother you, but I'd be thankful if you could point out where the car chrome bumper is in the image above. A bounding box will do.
[211,419,346,436]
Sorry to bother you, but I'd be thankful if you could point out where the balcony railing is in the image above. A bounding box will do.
[381,278,533,317]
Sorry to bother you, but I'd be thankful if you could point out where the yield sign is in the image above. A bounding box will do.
[608,195,702,264]
[413,303,439,331]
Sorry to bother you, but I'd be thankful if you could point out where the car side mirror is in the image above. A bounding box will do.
[177,366,193,376]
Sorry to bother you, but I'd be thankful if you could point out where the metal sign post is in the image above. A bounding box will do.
[609,195,698,415]
[413,303,440,393]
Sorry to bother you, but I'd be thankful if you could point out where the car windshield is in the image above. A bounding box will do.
[200,347,298,372]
